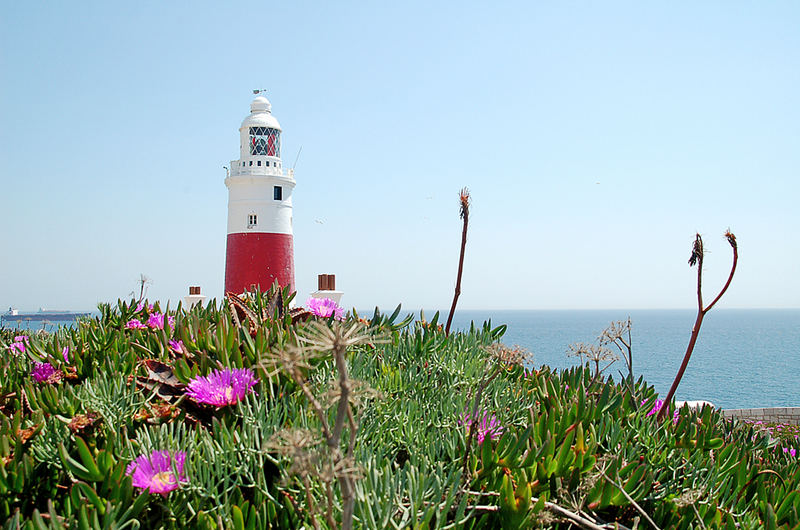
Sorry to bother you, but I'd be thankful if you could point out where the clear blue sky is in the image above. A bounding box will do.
[1,1,798,311]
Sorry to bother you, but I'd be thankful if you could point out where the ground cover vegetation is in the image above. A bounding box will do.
[0,190,783,528]
[1,287,800,529]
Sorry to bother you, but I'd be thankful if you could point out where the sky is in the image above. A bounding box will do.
[1,1,798,312]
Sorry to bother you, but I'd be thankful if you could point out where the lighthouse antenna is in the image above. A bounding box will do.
[292,146,303,171]
[253,88,267,95]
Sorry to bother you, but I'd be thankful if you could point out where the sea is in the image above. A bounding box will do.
[444,309,800,410]
[4,308,798,410]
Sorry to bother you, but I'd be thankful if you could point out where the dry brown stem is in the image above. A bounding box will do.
[263,321,379,530]
[658,231,738,421]
[445,188,470,335]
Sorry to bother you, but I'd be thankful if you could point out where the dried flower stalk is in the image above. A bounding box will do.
[262,321,383,530]
[658,231,738,421]
[446,188,471,335]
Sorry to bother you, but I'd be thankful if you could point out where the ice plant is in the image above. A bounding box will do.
[460,409,504,444]
[125,319,147,330]
[32,362,61,384]
[644,399,679,425]
[306,297,345,320]
[185,367,258,406]
[9,335,28,354]
[126,450,186,496]
[783,447,797,458]
[645,399,663,417]
[147,312,175,330]
[135,301,155,312]
[62,346,69,362]
[168,339,184,354]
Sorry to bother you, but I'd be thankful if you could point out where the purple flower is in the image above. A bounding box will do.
[642,398,680,425]
[306,297,345,320]
[62,346,70,362]
[147,313,164,329]
[125,319,147,329]
[126,450,186,496]
[168,340,184,354]
[147,313,165,329]
[136,302,145,312]
[783,447,797,458]
[185,368,259,407]
[644,399,664,417]
[32,362,60,384]
[459,409,504,444]
[9,335,28,354]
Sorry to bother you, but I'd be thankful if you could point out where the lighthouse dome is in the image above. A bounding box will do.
[251,96,271,113]
[241,95,282,130]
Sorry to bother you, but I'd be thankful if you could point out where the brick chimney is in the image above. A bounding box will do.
[183,286,207,308]
[310,274,343,304]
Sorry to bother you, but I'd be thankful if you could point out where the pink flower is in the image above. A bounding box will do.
[168,340,184,354]
[62,346,70,362]
[147,313,164,329]
[459,409,504,444]
[147,312,175,330]
[126,450,187,496]
[306,297,345,320]
[185,368,259,407]
[125,319,147,329]
[32,362,61,384]
[783,447,797,458]
[642,399,680,425]
[9,335,28,354]
[644,399,663,417]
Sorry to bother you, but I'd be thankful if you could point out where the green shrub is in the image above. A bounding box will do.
[0,289,797,529]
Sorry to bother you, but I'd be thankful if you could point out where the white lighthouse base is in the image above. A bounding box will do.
[183,294,207,309]
[310,290,343,305]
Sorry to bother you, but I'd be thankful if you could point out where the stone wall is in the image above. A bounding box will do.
[721,407,800,425]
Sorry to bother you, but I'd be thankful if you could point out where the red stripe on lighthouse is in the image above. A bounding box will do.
[224,232,295,294]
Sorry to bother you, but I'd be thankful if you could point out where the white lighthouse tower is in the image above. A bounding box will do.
[224,94,296,294]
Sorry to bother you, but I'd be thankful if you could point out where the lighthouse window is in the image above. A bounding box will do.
[257,161,261,166]
[273,186,282,201]
[249,127,281,157]
[248,214,257,227]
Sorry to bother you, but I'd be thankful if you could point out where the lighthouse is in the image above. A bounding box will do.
[224,94,296,294]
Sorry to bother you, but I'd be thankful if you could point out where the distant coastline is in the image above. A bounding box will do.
[1,308,92,328]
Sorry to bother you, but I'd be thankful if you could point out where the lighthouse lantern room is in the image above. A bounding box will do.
[224,94,296,294]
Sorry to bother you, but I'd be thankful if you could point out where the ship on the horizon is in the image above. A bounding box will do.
[2,307,91,324]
